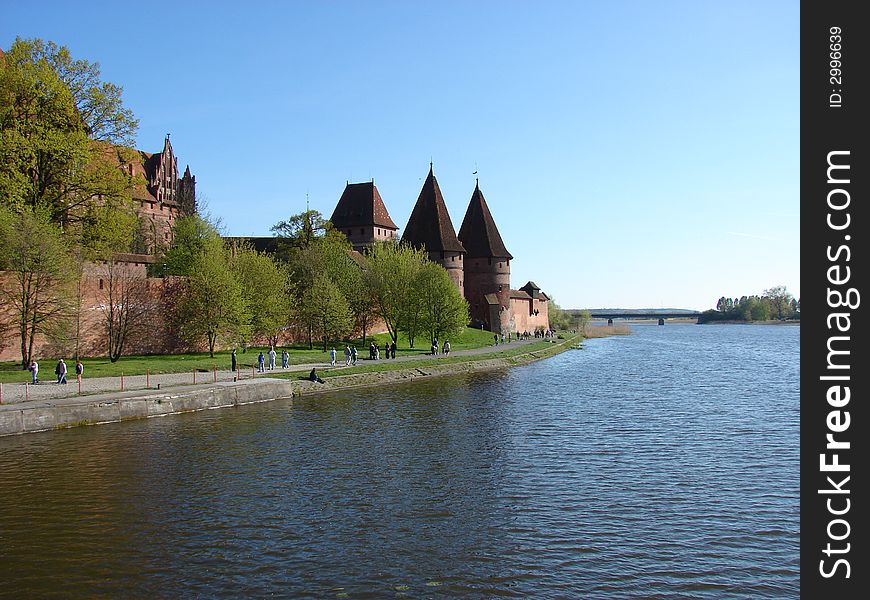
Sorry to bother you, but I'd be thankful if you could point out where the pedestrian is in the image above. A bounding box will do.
[308,367,325,384]
[351,346,357,365]
[390,341,396,359]
[431,341,438,355]
[257,351,265,372]
[375,344,380,360]
[75,359,84,378]
[231,349,237,372]
[330,347,337,366]
[494,334,499,346]
[268,347,277,370]
[282,349,289,369]
[369,342,375,360]
[444,340,450,355]
[56,359,67,384]
[344,345,351,366]
[29,360,39,384]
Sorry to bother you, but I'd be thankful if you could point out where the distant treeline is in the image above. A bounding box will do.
[698,286,799,323]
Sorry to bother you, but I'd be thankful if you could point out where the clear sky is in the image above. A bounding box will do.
[2,0,799,310]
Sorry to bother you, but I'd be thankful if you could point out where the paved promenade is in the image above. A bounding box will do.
[0,338,551,405]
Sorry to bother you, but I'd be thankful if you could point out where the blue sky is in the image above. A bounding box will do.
[2,0,799,310]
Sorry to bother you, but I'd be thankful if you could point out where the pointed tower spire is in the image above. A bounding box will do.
[458,182,512,260]
[403,164,465,289]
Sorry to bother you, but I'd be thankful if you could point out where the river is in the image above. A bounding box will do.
[0,324,799,598]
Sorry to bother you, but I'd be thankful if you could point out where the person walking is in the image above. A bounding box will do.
[29,360,38,384]
[56,359,67,384]
[330,347,337,366]
[75,360,84,378]
[375,344,380,360]
[443,340,450,355]
[344,345,351,366]
[282,349,289,369]
[257,351,265,373]
[390,341,396,359]
[268,347,277,370]
[231,349,237,372]
[350,346,357,365]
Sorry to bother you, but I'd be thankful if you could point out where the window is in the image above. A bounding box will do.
[99,279,104,290]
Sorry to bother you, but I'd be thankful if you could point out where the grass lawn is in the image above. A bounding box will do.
[271,335,577,380]
[0,327,501,384]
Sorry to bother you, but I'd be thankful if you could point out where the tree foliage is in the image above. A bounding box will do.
[176,239,250,357]
[415,262,469,346]
[300,275,354,351]
[0,205,75,368]
[231,242,293,347]
[700,286,796,323]
[0,38,137,234]
[362,241,428,345]
[161,214,222,276]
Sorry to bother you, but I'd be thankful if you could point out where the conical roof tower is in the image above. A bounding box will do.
[330,181,398,251]
[402,164,465,289]
[458,180,512,331]
[458,180,513,260]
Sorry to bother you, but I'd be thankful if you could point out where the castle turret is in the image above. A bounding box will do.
[458,180,512,330]
[330,181,398,251]
[402,165,465,290]
[178,165,197,216]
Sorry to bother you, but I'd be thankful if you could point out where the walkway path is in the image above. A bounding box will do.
[0,338,556,405]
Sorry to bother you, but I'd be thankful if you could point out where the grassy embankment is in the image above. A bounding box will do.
[0,327,496,384]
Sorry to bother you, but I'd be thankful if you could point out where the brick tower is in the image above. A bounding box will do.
[330,181,399,252]
[458,180,512,330]
[402,164,466,290]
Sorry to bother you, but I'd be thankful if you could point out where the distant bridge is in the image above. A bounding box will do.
[568,310,702,321]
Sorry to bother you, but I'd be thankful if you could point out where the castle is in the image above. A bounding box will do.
[330,165,550,335]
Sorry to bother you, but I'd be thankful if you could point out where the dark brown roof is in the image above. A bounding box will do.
[402,165,465,253]
[520,281,541,293]
[509,289,532,300]
[484,293,500,305]
[330,182,398,230]
[458,181,512,260]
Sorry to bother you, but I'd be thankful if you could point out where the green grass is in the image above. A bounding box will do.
[0,327,501,384]
[274,336,577,380]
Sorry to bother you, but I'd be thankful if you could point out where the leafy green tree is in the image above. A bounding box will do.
[763,285,794,320]
[0,206,75,368]
[0,39,137,230]
[363,241,428,346]
[300,275,354,351]
[231,243,293,348]
[176,239,250,357]
[160,214,222,276]
[415,262,469,346]
[271,209,333,251]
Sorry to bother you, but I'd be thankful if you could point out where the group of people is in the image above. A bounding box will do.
[27,359,84,385]
[249,347,291,373]
[430,338,451,356]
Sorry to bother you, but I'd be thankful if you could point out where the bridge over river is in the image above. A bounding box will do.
[568,310,702,322]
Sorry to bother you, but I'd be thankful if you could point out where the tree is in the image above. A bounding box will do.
[763,285,794,320]
[176,239,250,357]
[231,243,293,348]
[271,209,333,251]
[160,214,222,276]
[363,242,427,345]
[299,275,354,351]
[415,262,469,346]
[97,259,151,362]
[0,206,75,368]
[0,39,137,231]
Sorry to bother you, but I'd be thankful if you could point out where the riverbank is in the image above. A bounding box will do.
[0,334,581,436]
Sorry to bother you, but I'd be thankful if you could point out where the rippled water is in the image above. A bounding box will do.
[0,324,799,598]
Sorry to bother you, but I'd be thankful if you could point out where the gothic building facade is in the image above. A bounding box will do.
[123,135,196,255]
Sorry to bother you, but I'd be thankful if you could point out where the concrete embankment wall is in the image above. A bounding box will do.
[0,338,574,437]
[0,379,295,437]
